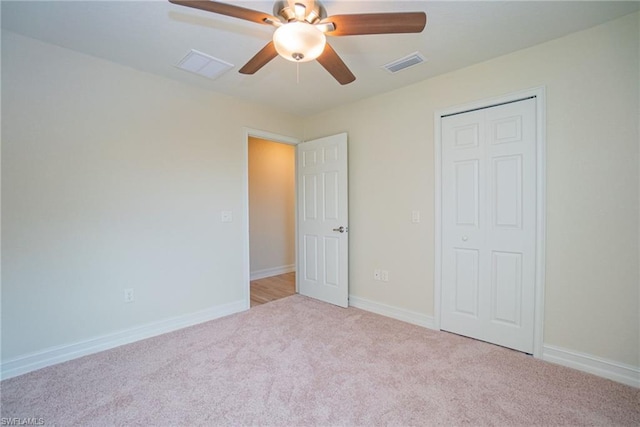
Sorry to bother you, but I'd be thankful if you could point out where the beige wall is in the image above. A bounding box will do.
[1,31,302,361]
[303,13,640,367]
[248,137,295,274]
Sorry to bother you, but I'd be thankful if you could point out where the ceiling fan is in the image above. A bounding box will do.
[168,0,427,85]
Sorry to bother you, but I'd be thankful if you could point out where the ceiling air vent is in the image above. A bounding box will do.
[176,49,233,80]
[383,52,426,74]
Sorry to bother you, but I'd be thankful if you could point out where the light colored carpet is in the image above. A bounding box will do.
[1,295,638,426]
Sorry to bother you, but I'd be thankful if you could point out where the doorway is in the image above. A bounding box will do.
[243,130,350,309]
[248,135,297,307]
[434,88,546,358]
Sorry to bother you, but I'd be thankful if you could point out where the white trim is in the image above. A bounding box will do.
[433,109,443,331]
[243,128,301,309]
[433,87,547,358]
[349,296,436,330]
[1,299,245,381]
[250,264,295,281]
[293,145,300,294]
[244,129,300,146]
[533,87,547,359]
[543,344,640,388]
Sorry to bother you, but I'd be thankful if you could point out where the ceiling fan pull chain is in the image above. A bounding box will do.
[297,62,300,84]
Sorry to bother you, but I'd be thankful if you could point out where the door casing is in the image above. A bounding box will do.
[434,87,547,358]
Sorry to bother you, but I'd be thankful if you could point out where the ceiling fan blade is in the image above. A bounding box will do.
[168,0,277,25]
[316,43,355,85]
[239,41,278,75]
[324,12,427,36]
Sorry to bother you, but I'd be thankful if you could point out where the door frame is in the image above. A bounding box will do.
[433,87,547,358]
[243,128,301,310]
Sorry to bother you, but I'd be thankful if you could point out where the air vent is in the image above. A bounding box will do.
[176,49,233,80]
[383,52,426,74]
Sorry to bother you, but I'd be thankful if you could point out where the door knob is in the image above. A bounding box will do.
[333,226,347,233]
[462,236,468,241]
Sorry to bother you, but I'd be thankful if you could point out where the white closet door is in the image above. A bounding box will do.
[441,98,536,353]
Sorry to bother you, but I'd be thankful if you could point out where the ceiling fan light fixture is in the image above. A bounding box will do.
[273,21,326,62]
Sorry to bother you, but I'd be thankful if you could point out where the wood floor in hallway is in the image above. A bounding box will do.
[250,272,296,307]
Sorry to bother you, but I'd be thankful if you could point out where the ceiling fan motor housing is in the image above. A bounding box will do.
[273,0,326,23]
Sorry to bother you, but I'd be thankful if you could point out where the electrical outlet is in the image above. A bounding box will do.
[412,210,420,223]
[374,269,381,281]
[221,211,233,223]
[381,270,389,282]
[124,288,134,303]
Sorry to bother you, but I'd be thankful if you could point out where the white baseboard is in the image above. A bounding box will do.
[543,344,639,388]
[1,299,246,381]
[349,295,435,330]
[250,264,295,281]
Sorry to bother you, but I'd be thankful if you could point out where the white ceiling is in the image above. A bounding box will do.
[2,1,638,116]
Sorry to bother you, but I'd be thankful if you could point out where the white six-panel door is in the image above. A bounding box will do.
[297,133,349,308]
[441,98,536,353]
